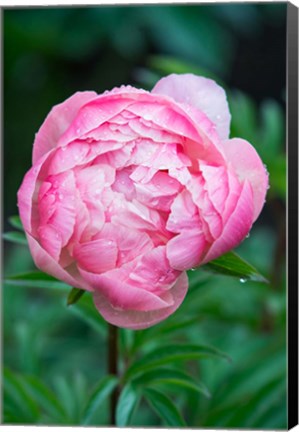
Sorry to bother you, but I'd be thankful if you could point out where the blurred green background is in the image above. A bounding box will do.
[3,3,287,429]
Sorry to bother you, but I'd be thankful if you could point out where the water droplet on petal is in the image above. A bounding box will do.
[190,268,196,272]
[246,233,250,238]
[240,278,247,283]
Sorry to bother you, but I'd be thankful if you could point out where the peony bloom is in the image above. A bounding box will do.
[18,74,268,329]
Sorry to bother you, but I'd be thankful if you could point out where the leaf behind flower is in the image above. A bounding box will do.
[202,251,268,283]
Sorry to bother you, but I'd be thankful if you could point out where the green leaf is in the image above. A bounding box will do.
[82,375,118,425]
[144,387,186,427]
[133,367,210,398]
[124,344,229,381]
[5,271,70,290]
[3,231,28,245]
[3,368,40,423]
[67,287,85,306]
[202,251,268,283]
[116,383,140,426]
[66,292,107,336]
[9,215,24,231]
[22,375,66,421]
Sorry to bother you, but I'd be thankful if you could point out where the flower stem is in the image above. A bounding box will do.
[108,323,118,425]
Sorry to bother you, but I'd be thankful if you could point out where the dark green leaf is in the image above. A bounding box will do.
[116,383,140,426]
[3,231,27,245]
[144,387,186,427]
[5,271,70,290]
[202,251,268,283]
[82,375,118,425]
[125,344,229,380]
[67,287,85,306]
[134,367,210,398]
[9,215,24,231]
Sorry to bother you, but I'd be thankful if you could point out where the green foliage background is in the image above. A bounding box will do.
[3,4,287,429]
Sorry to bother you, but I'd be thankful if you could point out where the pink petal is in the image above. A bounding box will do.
[166,230,208,271]
[73,239,118,273]
[58,97,135,147]
[128,246,180,294]
[166,190,200,233]
[17,150,55,235]
[95,223,153,266]
[79,265,174,312]
[33,91,98,164]
[222,138,269,221]
[152,73,231,140]
[37,224,62,261]
[202,180,254,263]
[200,164,229,215]
[92,272,188,330]
[26,233,92,291]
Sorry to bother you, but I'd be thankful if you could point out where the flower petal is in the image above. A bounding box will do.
[202,180,254,263]
[79,264,174,312]
[222,138,269,221]
[26,233,92,290]
[92,272,188,330]
[152,73,231,140]
[73,239,118,273]
[33,91,97,164]
[166,230,207,271]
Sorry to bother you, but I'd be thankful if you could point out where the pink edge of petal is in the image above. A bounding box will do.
[17,150,54,233]
[26,233,92,291]
[223,138,269,221]
[152,73,231,140]
[32,91,98,164]
[92,272,188,329]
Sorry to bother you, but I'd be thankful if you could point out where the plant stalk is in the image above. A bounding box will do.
[108,323,118,425]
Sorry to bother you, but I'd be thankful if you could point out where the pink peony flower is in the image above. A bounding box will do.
[17,74,268,330]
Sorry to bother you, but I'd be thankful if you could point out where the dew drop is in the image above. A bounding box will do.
[239,278,247,283]
[190,268,196,272]
[246,233,250,238]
